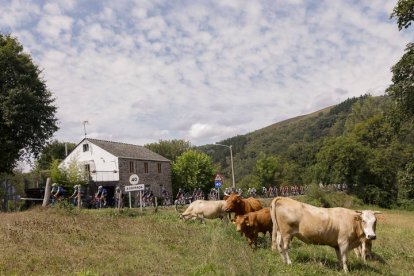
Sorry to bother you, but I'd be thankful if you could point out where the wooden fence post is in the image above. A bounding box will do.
[42,178,51,207]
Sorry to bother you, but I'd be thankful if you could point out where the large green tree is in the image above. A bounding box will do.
[0,34,58,173]
[35,140,76,171]
[387,0,414,123]
[253,153,282,187]
[145,139,193,162]
[172,150,216,194]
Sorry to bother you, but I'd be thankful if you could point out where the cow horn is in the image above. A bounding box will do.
[355,210,363,214]
[373,211,382,215]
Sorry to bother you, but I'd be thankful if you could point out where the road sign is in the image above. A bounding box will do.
[215,173,223,182]
[215,181,222,188]
[125,184,145,192]
[214,173,223,188]
[129,174,139,185]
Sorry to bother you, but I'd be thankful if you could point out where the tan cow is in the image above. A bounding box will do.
[224,192,262,215]
[232,207,272,248]
[270,197,381,273]
[180,200,228,223]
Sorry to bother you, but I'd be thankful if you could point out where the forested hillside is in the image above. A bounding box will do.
[199,95,414,208]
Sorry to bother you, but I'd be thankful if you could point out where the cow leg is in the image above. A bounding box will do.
[282,234,292,265]
[361,241,367,262]
[335,248,343,270]
[338,244,349,273]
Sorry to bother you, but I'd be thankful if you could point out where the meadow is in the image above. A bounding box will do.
[0,201,413,275]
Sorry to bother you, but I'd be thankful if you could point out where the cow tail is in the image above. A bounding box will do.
[270,197,280,251]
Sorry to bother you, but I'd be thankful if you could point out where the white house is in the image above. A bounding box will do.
[59,138,172,201]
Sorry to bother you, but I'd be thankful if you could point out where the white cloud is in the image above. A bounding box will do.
[1,0,413,147]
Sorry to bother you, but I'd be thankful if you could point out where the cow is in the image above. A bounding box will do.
[179,200,228,223]
[232,207,272,248]
[224,192,262,216]
[270,197,381,273]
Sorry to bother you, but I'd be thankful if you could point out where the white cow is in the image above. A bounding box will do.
[180,200,228,223]
[270,197,381,273]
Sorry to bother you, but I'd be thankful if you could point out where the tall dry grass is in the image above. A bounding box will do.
[0,204,413,275]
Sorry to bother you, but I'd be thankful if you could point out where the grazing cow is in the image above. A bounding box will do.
[232,207,272,248]
[180,200,228,223]
[224,192,262,215]
[270,197,381,273]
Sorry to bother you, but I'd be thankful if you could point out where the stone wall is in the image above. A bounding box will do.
[118,158,172,196]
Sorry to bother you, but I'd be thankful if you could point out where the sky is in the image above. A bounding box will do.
[1,0,412,147]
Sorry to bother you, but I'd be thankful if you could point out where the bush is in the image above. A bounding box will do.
[300,184,362,208]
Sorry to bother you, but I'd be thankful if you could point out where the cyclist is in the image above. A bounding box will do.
[69,184,82,206]
[95,186,108,208]
[114,186,123,208]
[50,183,65,202]
[144,187,154,206]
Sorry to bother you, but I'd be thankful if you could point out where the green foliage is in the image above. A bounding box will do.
[253,153,282,187]
[50,156,88,190]
[237,174,261,191]
[0,34,58,173]
[35,140,76,171]
[386,42,414,123]
[172,150,216,194]
[388,0,414,126]
[145,139,193,162]
[301,184,363,208]
[390,0,414,30]
[315,136,369,188]
[398,161,414,200]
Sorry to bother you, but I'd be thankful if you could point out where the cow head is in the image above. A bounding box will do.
[224,193,242,212]
[233,214,250,232]
[355,210,381,240]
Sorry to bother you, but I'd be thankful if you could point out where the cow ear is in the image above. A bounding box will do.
[354,215,362,222]
[224,195,229,200]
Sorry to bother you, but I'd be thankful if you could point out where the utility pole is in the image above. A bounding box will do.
[214,143,236,189]
[83,120,89,138]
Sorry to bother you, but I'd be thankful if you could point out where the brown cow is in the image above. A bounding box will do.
[232,207,272,248]
[224,192,262,215]
[270,197,381,273]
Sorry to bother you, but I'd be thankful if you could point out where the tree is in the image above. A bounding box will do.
[172,150,216,194]
[315,136,369,191]
[0,34,58,173]
[387,0,414,124]
[391,0,414,30]
[253,153,282,187]
[145,139,193,162]
[35,140,76,171]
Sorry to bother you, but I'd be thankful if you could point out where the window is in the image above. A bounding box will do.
[144,162,148,173]
[129,161,135,173]
[83,144,89,152]
[157,163,162,173]
[84,164,90,172]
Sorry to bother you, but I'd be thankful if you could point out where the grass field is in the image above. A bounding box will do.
[0,202,413,275]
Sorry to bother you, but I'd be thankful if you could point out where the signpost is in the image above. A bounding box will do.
[214,173,223,200]
[127,174,142,209]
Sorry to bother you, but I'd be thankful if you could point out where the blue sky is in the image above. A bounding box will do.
[1,0,412,147]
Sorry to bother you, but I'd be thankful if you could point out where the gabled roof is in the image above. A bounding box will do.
[85,138,170,162]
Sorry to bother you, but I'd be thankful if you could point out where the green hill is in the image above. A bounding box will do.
[199,96,363,184]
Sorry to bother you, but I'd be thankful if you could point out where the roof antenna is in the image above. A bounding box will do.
[83,120,89,138]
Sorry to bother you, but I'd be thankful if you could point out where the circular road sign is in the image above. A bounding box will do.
[129,174,139,185]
